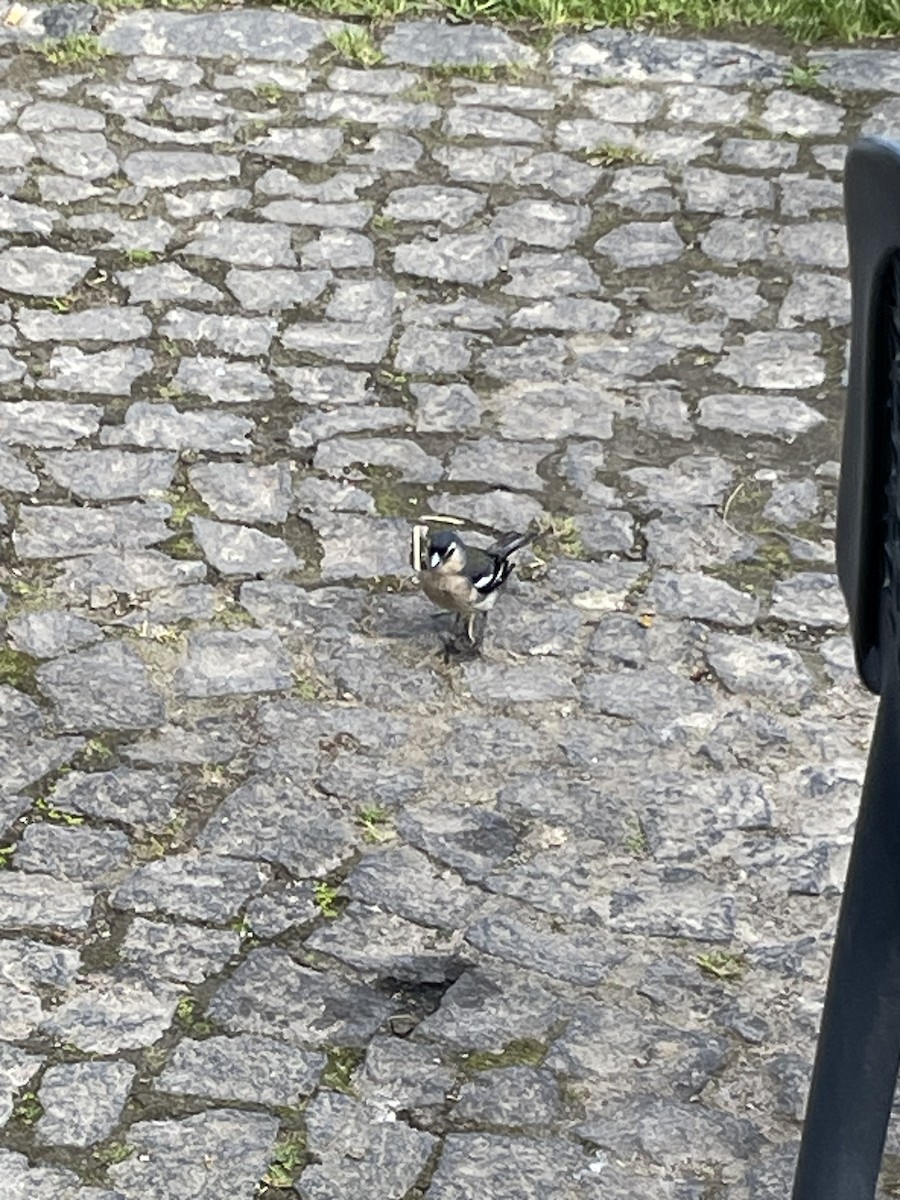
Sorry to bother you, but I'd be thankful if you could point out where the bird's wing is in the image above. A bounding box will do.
[466,546,513,596]
[486,530,533,558]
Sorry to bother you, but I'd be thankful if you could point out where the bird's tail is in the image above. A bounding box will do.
[487,530,533,559]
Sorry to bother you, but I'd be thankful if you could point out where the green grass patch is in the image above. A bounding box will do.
[697,949,746,980]
[280,0,900,39]
[463,1038,547,1072]
[321,1046,365,1093]
[35,34,112,67]
[313,881,341,918]
[328,26,384,64]
[0,647,37,692]
[262,1132,308,1188]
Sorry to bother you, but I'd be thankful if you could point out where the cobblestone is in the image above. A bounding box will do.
[0,13,876,1195]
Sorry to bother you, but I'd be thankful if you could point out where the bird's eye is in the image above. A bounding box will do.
[428,550,442,568]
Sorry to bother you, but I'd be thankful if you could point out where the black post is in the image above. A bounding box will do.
[793,139,900,1199]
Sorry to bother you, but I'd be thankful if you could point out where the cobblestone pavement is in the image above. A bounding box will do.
[0,5,892,1197]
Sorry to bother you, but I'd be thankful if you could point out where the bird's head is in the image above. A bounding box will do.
[426,529,465,572]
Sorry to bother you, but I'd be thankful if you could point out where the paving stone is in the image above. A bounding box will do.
[188,462,291,524]
[53,549,206,606]
[682,167,773,215]
[307,900,467,981]
[183,219,295,267]
[16,824,130,883]
[282,320,392,364]
[346,845,480,930]
[42,974,179,1052]
[40,449,177,501]
[299,1091,436,1200]
[198,775,355,878]
[0,870,95,932]
[209,946,392,1046]
[778,272,851,328]
[0,1147,122,1200]
[778,221,848,269]
[113,853,268,922]
[809,47,900,92]
[428,1132,592,1200]
[358,1037,456,1112]
[117,261,223,304]
[250,126,343,165]
[174,629,292,696]
[394,232,509,284]
[594,219,685,267]
[225,266,330,311]
[159,1034,324,1106]
[107,1108,279,1200]
[764,479,820,526]
[15,502,170,560]
[8,610,101,659]
[0,246,92,296]
[769,573,847,627]
[37,642,165,732]
[103,8,330,59]
[173,356,273,404]
[714,332,824,391]
[382,184,486,227]
[301,229,374,268]
[646,570,758,628]
[160,309,276,357]
[102,403,254,453]
[453,1065,563,1129]
[582,666,714,725]
[38,346,153,396]
[36,1061,135,1148]
[121,918,239,984]
[706,633,814,704]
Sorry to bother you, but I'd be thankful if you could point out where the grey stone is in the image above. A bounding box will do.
[395,326,470,374]
[189,462,291,524]
[315,435,441,484]
[282,320,391,364]
[183,219,295,267]
[173,356,273,404]
[700,390,827,441]
[198,775,354,878]
[103,9,329,60]
[553,28,785,84]
[770,573,846,627]
[36,1061,135,1148]
[383,184,485,227]
[244,883,319,937]
[113,853,267,921]
[413,382,483,432]
[645,509,755,570]
[432,142,530,184]
[39,346,153,396]
[165,188,251,220]
[510,151,602,199]
[0,873,94,932]
[117,262,223,304]
[37,642,165,732]
[577,1096,759,1169]
[0,446,38,493]
[0,246,92,296]
[40,449,177,501]
[454,1066,563,1129]
[15,502,170,560]
[778,221,848,269]
[347,845,480,930]
[0,131,34,170]
[40,5,99,39]
[307,900,467,981]
[646,570,759,628]
[467,904,620,985]
[209,947,392,1046]
[291,405,407,447]
[610,867,736,941]
[0,1147,122,1200]
[250,125,343,164]
[809,47,900,93]
[445,105,543,143]
[693,272,766,320]
[358,1037,456,1112]
[328,65,418,94]
[779,272,850,328]
[278,364,371,406]
[503,251,598,297]
[0,400,103,447]
[428,1133,591,1200]
[394,232,509,284]
[299,1091,436,1200]
[492,199,589,249]
[8,610,101,659]
[261,198,372,228]
[714,333,824,391]
[764,478,820,525]
[53,549,206,606]
[760,89,843,136]
[160,308,276,357]
[447,437,546,490]
[382,20,536,67]
[682,167,773,214]
[700,217,776,262]
[706,633,814,704]
[225,266,329,311]
[301,229,374,268]
[464,659,578,704]
[122,149,239,188]
[779,174,843,218]
[174,629,292,696]
[159,1035,324,1106]
[107,1108,279,1200]
[594,220,685,267]
[721,137,798,169]
[582,666,714,724]
[121,918,239,984]
[16,823,130,882]
[102,403,254,453]
[189,517,296,577]
[42,974,179,1052]
[38,132,117,180]
[44,768,180,829]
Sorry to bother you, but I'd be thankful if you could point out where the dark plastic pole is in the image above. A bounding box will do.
[794,137,900,1198]
[792,668,900,1197]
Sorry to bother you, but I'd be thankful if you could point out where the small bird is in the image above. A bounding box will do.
[416,527,532,648]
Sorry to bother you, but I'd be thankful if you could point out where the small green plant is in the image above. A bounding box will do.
[48,294,76,313]
[623,816,649,857]
[463,1038,546,1072]
[93,1141,134,1166]
[292,672,320,701]
[36,34,111,67]
[255,82,284,104]
[429,60,517,81]
[80,736,114,767]
[0,648,36,691]
[322,1046,364,1093]
[584,142,650,167]
[372,213,397,232]
[314,881,341,918]
[13,1091,42,1125]
[538,514,584,559]
[328,27,383,67]
[697,950,745,981]
[262,1132,307,1188]
[355,805,393,844]
[784,61,823,92]
[123,248,156,266]
[34,797,84,826]
[0,845,15,868]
